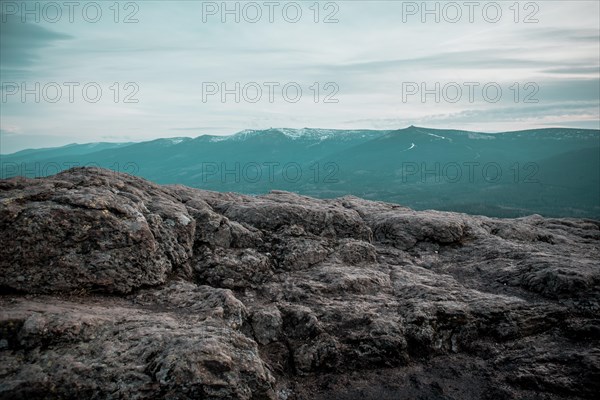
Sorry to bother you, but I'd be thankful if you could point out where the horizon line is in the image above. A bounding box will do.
[2,124,600,156]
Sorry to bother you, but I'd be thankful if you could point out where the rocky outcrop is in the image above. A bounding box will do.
[1,167,599,399]
[0,169,194,293]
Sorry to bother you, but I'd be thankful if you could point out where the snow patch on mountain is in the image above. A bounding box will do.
[224,128,374,142]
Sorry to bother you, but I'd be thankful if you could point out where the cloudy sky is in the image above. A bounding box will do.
[1,0,599,153]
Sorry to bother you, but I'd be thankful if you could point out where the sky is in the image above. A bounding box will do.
[1,0,599,153]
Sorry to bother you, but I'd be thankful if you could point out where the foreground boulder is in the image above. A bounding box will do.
[1,167,599,399]
[0,168,194,293]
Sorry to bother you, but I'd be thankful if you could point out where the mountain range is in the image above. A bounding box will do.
[1,126,599,218]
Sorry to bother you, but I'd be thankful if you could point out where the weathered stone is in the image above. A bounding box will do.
[251,307,283,345]
[1,167,599,400]
[0,169,194,294]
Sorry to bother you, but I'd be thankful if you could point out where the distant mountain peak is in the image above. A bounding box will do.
[226,128,347,141]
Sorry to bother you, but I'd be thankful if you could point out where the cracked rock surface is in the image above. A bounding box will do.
[1,167,599,399]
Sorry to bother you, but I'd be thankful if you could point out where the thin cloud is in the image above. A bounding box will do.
[0,13,72,67]
[543,66,600,75]
[0,126,20,135]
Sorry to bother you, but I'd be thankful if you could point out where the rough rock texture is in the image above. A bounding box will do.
[1,167,599,399]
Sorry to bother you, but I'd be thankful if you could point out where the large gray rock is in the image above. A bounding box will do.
[1,168,599,399]
[0,169,195,293]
